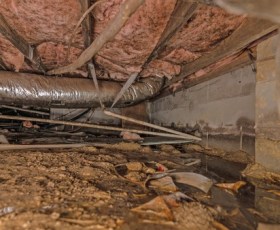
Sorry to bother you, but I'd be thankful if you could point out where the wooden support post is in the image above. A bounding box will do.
[255,36,280,174]
[255,34,280,222]
[0,13,45,72]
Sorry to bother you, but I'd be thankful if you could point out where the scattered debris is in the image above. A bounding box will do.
[184,158,201,167]
[215,181,247,193]
[22,120,40,129]
[258,223,280,230]
[267,190,280,197]
[98,142,142,152]
[160,144,176,152]
[183,143,205,152]
[242,163,280,185]
[224,150,254,164]
[131,196,174,221]
[163,192,194,206]
[0,134,9,144]
[147,176,178,192]
[169,172,213,193]
[0,143,277,229]
[184,144,254,164]
[212,220,229,230]
[0,207,15,217]
[173,202,217,230]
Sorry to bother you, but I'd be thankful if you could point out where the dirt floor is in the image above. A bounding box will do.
[0,143,279,229]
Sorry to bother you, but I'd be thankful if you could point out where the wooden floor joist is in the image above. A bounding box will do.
[0,58,7,70]
[48,0,145,75]
[0,13,45,72]
[167,18,278,87]
[143,0,198,65]
[216,0,280,24]
[79,0,93,48]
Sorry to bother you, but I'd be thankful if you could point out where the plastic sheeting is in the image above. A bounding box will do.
[0,71,164,108]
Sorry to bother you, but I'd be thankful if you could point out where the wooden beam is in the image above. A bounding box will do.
[182,50,255,89]
[153,49,254,100]
[79,0,93,48]
[167,18,278,86]
[144,1,198,65]
[0,13,45,72]
[195,0,215,5]
[0,57,8,70]
[216,0,280,24]
[48,0,145,75]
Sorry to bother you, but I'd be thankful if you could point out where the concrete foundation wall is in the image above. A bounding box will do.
[150,65,256,154]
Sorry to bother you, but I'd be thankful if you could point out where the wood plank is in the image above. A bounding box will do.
[0,13,45,72]
[79,0,92,48]
[167,18,277,86]
[182,50,255,89]
[153,49,255,100]
[0,57,7,70]
[144,1,198,64]
[216,0,280,24]
[48,0,145,75]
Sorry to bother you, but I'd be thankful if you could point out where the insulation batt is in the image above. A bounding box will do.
[0,0,244,80]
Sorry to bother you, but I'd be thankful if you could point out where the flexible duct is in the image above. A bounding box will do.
[0,71,164,108]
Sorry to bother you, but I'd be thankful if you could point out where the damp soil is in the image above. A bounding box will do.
[0,144,279,229]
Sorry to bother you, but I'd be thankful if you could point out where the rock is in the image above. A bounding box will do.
[82,146,98,153]
[50,212,60,220]
[125,171,144,183]
[131,196,174,221]
[77,166,96,179]
[172,149,181,155]
[104,142,142,152]
[120,131,143,141]
[174,202,216,230]
[147,176,177,192]
[183,143,204,152]
[140,146,153,154]
[159,144,175,152]
[126,162,143,171]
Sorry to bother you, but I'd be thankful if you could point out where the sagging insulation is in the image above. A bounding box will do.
[0,71,164,108]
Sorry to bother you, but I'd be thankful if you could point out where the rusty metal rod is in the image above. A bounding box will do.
[0,114,190,140]
[0,105,49,116]
[0,143,90,151]
[104,110,201,141]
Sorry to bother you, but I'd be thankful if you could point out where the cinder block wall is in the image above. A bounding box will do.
[150,65,256,154]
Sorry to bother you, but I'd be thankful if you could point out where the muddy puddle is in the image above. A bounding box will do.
[0,143,279,229]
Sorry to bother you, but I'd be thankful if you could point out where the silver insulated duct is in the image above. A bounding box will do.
[0,71,164,108]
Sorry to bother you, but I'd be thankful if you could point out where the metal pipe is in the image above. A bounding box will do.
[0,71,164,108]
[0,105,49,116]
[104,110,201,141]
[0,114,190,140]
[0,143,90,151]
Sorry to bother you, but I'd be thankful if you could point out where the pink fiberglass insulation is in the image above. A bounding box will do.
[160,5,245,63]
[142,4,245,78]
[0,0,244,81]
[0,0,83,45]
[36,42,83,71]
[93,0,177,79]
